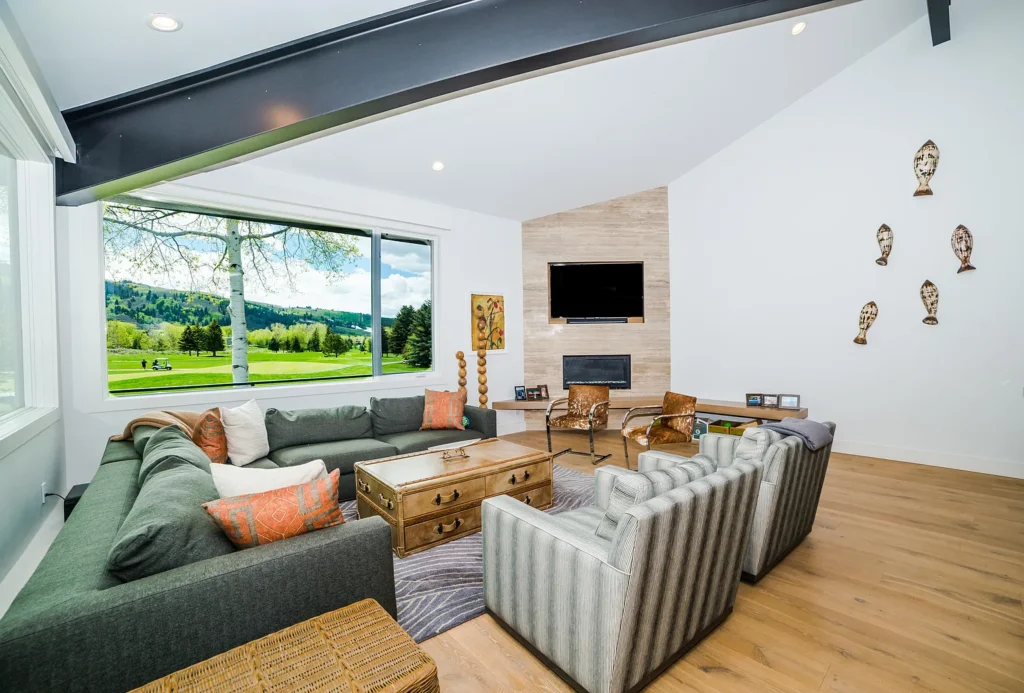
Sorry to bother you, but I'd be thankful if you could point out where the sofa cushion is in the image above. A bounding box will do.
[132,425,160,457]
[369,396,424,436]
[265,405,372,452]
[268,438,399,476]
[420,390,466,430]
[101,440,139,466]
[377,429,482,456]
[138,426,212,487]
[107,462,235,582]
[242,456,279,469]
[192,408,228,465]
[211,459,327,498]
[595,458,717,540]
[222,399,270,466]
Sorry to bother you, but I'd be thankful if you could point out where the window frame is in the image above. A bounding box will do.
[0,49,62,449]
[89,185,441,410]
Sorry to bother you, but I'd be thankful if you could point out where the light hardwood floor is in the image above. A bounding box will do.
[420,429,1024,693]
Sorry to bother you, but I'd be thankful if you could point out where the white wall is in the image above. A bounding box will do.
[669,0,1024,478]
[57,164,525,486]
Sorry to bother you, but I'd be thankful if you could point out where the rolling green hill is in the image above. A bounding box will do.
[105,280,389,337]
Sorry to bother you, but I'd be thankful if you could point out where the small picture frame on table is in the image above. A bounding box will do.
[745,393,763,407]
[762,394,779,408]
[514,386,527,401]
[778,394,801,410]
[538,384,550,400]
[526,387,542,401]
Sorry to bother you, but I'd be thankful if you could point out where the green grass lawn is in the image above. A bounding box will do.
[108,349,426,394]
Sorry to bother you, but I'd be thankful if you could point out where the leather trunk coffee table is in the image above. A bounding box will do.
[355,438,553,557]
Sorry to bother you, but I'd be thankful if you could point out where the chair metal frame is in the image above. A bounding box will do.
[545,396,612,465]
[620,405,695,469]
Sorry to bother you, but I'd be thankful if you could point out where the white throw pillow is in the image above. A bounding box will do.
[221,399,270,466]
[211,459,328,498]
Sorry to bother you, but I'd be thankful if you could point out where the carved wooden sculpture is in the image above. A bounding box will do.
[456,351,468,398]
[913,140,940,196]
[875,224,893,266]
[920,280,939,325]
[853,301,878,345]
[951,225,976,273]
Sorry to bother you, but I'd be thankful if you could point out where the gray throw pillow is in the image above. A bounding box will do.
[138,426,211,486]
[369,396,425,436]
[265,406,372,451]
[107,463,234,582]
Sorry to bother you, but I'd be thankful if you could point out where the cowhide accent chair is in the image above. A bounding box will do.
[482,456,763,693]
[545,384,611,464]
[639,421,836,583]
[620,391,697,469]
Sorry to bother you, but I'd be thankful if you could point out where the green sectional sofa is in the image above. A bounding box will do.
[258,396,495,501]
[0,395,494,692]
[0,433,396,693]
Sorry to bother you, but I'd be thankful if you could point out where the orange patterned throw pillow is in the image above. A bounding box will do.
[192,408,229,465]
[421,389,466,430]
[202,469,344,549]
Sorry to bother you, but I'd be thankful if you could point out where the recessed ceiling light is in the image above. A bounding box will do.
[432,161,445,172]
[791,21,807,36]
[149,14,182,32]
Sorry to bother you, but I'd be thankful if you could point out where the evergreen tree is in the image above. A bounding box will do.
[268,335,281,352]
[358,338,366,352]
[178,325,199,356]
[380,328,390,357]
[307,328,322,353]
[390,305,416,356]
[321,326,337,357]
[192,322,208,355]
[405,301,433,369]
[204,318,225,356]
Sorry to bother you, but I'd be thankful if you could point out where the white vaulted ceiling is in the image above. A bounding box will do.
[10,0,927,220]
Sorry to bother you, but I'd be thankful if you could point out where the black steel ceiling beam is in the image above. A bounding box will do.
[56,0,852,206]
[926,0,951,46]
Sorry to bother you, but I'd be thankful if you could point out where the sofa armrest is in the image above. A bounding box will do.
[594,466,636,511]
[0,517,396,693]
[636,449,691,472]
[463,404,497,439]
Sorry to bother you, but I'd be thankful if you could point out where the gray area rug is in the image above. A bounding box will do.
[340,464,595,642]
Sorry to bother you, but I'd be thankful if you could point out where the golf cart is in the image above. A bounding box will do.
[151,358,173,371]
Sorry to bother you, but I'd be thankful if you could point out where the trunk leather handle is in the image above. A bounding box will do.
[434,489,460,505]
[378,493,394,510]
[435,518,463,534]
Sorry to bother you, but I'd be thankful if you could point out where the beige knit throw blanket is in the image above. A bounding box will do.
[109,410,204,442]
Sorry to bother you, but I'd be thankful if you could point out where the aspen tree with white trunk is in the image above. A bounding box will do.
[103,203,360,384]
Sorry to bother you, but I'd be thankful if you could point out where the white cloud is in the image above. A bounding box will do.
[381,241,431,274]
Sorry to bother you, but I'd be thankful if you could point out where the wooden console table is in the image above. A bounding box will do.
[493,396,807,421]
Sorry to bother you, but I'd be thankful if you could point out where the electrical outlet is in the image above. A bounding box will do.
[41,482,47,505]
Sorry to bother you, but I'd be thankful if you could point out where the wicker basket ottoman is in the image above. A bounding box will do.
[132,599,439,693]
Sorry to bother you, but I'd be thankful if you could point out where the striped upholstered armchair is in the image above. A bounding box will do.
[639,421,836,583]
[482,457,763,693]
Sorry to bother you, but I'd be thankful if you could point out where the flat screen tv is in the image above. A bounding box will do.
[549,262,644,323]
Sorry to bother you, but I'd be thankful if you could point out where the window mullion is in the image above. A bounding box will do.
[370,230,382,378]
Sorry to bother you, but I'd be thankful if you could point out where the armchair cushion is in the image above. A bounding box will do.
[548,413,595,431]
[622,423,691,448]
[566,384,610,430]
[734,428,783,462]
[595,459,716,540]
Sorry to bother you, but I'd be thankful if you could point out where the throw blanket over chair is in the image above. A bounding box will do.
[620,392,697,468]
[640,421,836,582]
[482,458,763,693]
[546,385,612,464]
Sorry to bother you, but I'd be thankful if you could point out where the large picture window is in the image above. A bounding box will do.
[0,152,22,416]
[102,202,433,395]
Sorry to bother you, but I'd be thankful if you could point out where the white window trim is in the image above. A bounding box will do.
[73,182,444,414]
